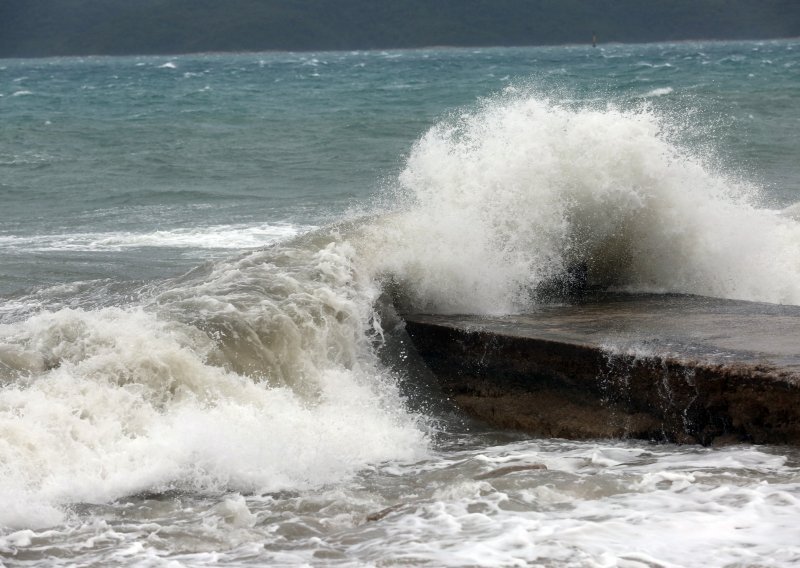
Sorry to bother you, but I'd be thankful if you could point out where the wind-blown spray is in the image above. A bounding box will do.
[364,93,800,313]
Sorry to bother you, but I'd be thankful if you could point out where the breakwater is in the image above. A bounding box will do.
[403,293,800,445]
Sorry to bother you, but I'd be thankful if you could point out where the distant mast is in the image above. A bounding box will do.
[592,31,597,47]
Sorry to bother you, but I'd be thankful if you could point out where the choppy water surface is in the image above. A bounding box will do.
[1,41,800,566]
[5,437,800,566]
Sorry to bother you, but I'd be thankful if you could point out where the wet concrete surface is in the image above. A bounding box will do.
[403,293,800,445]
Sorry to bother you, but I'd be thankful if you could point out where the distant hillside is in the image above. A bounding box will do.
[1,0,799,58]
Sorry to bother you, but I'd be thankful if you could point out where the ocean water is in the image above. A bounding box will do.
[1,40,800,566]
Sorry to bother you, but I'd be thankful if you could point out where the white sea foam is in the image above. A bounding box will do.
[0,152,56,166]
[780,201,800,220]
[361,92,800,313]
[0,240,428,530]
[0,223,308,252]
[644,86,674,97]
[335,442,800,567]
[6,439,795,566]
[637,62,674,69]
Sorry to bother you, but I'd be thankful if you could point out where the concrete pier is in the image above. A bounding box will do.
[403,293,800,445]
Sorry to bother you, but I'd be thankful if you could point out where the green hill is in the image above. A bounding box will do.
[1,0,798,58]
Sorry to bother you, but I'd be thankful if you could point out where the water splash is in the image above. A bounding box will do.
[363,92,800,313]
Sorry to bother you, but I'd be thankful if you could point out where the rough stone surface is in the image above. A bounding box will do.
[403,293,800,445]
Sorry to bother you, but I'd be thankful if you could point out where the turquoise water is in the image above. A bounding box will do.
[2,41,800,566]
[2,42,798,293]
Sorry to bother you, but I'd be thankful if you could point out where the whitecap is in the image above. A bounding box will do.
[643,86,674,97]
[0,222,310,253]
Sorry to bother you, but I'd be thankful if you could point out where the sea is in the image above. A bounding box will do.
[1,40,800,567]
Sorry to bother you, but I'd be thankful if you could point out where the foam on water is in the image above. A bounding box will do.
[337,441,800,567]
[2,438,797,566]
[0,236,428,530]
[0,222,307,252]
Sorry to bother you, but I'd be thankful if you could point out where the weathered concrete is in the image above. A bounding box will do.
[403,293,800,445]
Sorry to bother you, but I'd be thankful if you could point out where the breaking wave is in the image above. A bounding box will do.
[362,92,800,313]
[3,91,800,530]
[0,237,426,529]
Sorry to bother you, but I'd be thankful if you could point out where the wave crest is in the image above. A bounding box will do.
[364,94,800,312]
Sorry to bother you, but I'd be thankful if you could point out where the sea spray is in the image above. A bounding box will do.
[362,92,800,312]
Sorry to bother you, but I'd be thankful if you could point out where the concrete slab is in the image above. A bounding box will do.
[403,293,800,445]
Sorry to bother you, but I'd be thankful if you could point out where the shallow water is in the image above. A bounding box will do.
[1,41,800,566]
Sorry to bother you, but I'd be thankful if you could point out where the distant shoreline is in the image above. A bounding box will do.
[2,36,799,61]
[2,0,798,60]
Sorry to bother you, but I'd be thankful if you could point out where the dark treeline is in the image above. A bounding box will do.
[1,0,799,58]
